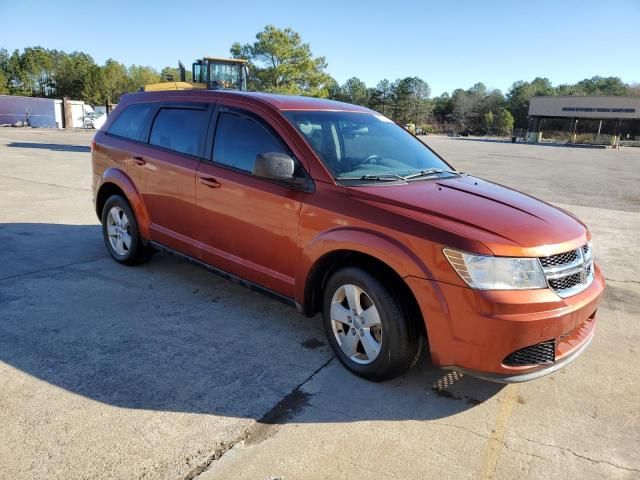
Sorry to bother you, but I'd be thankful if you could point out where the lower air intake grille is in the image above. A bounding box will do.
[503,340,555,366]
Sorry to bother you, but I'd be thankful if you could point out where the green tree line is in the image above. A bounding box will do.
[0,47,185,105]
[2,25,639,135]
[329,76,639,134]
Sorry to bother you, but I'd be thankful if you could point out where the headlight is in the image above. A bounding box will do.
[443,249,547,290]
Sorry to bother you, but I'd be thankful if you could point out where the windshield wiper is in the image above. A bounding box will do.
[337,173,408,182]
[404,168,461,180]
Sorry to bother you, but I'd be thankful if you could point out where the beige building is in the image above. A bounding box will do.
[529,96,639,120]
[527,96,640,143]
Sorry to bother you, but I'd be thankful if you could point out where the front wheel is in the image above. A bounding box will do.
[322,267,419,381]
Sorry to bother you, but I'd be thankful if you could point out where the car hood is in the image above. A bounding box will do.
[349,175,589,257]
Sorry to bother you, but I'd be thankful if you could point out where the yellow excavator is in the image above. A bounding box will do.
[143,57,249,92]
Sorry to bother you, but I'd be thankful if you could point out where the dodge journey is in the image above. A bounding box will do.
[92,90,604,382]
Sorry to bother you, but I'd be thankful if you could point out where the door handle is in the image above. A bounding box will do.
[198,176,221,188]
[132,156,146,166]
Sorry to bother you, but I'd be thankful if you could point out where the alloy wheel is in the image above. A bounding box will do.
[330,283,383,364]
[106,206,131,256]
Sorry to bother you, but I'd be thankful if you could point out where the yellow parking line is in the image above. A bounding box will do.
[480,384,520,480]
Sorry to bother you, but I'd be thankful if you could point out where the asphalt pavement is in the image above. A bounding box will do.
[0,128,638,479]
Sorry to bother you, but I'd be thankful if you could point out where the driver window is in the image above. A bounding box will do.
[213,111,292,173]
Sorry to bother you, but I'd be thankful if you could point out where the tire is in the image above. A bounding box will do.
[322,267,419,381]
[101,194,153,266]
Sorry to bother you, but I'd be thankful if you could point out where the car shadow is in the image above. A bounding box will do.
[7,142,91,152]
[0,222,504,425]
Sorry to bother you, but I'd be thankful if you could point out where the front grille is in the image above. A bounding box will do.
[540,250,578,268]
[503,340,555,366]
[539,243,593,298]
[549,272,582,291]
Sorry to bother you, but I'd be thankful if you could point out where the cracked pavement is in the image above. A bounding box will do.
[0,129,639,479]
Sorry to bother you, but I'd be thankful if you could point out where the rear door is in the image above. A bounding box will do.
[140,101,214,256]
[194,105,309,297]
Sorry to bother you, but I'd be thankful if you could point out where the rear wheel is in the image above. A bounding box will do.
[101,195,152,265]
[322,267,418,381]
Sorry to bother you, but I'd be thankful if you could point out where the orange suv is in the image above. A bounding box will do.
[92,90,604,382]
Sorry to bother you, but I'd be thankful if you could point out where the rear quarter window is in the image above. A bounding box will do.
[107,103,155,142]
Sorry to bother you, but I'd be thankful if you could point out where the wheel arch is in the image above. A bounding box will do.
[301,250,427,342]
[95,168,150,239]
[297,227,438,341]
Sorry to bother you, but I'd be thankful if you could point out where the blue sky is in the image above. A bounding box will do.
[2,0,639,96]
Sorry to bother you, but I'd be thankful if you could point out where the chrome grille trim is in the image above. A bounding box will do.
[539,243,594,298]
[545,265,585,279]
[542,255,582,274]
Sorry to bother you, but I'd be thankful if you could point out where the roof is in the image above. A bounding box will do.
[229,91,371,112]
[123,89,371,113]
[201,57,248,64]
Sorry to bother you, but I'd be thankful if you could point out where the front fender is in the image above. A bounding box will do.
[295,226,435,305]
[97,168,151,239]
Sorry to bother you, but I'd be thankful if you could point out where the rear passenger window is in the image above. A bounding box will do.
[213,111,289,172]
[108,103,155,142]
[149,105,210,157]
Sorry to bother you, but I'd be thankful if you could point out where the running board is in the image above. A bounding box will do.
[147,240,297,309]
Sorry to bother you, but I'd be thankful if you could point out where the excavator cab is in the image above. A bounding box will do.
[188,57,248,91]
[143,57,249,92]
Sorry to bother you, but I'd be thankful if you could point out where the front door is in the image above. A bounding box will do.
[194,106,307,297]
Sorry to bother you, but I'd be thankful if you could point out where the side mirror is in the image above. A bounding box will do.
[253,152,295,181]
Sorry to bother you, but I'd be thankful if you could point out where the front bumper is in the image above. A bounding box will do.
[442,330,594,383]
[405,264,605,382]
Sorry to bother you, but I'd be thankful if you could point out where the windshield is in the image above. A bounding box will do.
[283,110,453,182]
